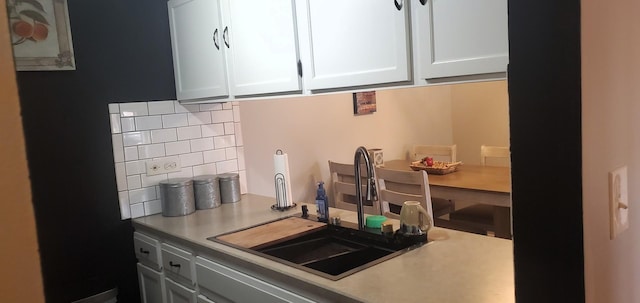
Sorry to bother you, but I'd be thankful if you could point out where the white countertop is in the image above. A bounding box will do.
[133,194,515,303]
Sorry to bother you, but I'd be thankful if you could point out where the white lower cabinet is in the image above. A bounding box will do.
[197,295,216,303]
[166,277,198,303]
[137,263,167,303]
[195,256,315,303]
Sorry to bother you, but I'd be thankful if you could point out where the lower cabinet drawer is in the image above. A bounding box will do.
[134,232,162,271]
[162,243,196,288]
[195,256,315,303]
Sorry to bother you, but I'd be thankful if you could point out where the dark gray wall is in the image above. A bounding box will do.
[16,0,175,301]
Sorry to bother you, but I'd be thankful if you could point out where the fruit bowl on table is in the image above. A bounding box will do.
[409,161,463,175]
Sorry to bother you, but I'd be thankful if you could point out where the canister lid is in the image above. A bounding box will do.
[218,173,239,181]
[159,178,193,188]
[193,174,218,184]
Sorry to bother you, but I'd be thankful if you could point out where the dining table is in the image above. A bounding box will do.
[383,159,512,239]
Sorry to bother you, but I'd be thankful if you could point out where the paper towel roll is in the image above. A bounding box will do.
[274,150,293,208]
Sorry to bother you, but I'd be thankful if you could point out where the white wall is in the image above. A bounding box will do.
[239,81,509,204]
[582,0,640,302]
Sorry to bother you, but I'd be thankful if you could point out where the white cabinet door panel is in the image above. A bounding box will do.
[300,0,410,90]
[169,0,229,100]
[226,0,300,96]
[137,263,167,303]
[414,0,508,78]
[166,278,197,303]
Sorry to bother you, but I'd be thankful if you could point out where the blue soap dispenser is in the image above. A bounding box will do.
[315,182,329,222]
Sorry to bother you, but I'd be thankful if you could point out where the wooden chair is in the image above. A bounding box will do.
[328,161,381,215]
[409,145,457,222]
[447,145,511,238]
[376,167,434,225]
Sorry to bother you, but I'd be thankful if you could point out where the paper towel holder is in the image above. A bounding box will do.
[272,149,297,211]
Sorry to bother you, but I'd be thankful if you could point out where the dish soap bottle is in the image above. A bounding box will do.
[315,182,329,222]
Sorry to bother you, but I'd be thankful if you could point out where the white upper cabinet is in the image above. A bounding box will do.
[168,0,229,101]
[225,0,301,96]
[297,0,411,91]
[168,0,301,102]
[412,0,508,79]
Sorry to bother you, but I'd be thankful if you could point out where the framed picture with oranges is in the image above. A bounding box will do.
[7,0,75,71]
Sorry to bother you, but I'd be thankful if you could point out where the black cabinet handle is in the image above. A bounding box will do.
[419,0,427,5]
[213,28,220,50]
[223,26,229,48]
[169,261,181,268]
[394,0,403,10]
[139,248,149,255]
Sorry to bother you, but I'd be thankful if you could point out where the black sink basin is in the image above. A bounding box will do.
[210,216,427,280]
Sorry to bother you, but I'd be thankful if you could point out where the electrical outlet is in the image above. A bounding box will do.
[609,166,629,239]
[146,156,181,176]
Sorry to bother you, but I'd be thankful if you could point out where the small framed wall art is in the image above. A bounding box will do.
[353,91,377,115]
[7,0,76,71]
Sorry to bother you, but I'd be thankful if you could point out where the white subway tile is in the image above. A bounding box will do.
[122,131,151,146]
[188,112,212,125]
[127,175,142,190]
[120,102,148,117]
[155,185,161,199]
[112,134,124,163]
[191,137,214,152]
[230,101,240,106]
[144,200,163,216]
[239,170,247,194]
[168,167,193,179]
[110,114,122,134]
[165,141,191,155]
[203,149,226,163]
[177,126,202,140]
[193,163,216,176]
[234,123,243,146]
[175,101,200,113]
[121,117,135,132]
[224,122,235,134]
[135,116,163,131]
[200,103,222,111]
[125,160,146,175]
[118,191,131,219]
[148,101,176,115]
[214,135,236,149]
[212,110,234,122]
[131,203,145,218]
[162,113,188,128]
[237,147,246,170]
[115,162,127,191]
[141,173,168,187]
[129,186,157,204]
[109,103,120,114]
[151,128,177,143]
[225,147,237,159]
[138,144,166,159]
[124,146,139,161]
[180,152,204,167]
[216,159,238,174]
[233,105,241,122]
[222,102,233,110]
[201,124,225,137]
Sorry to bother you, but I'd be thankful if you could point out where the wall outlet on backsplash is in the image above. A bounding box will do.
[108,100,246,220]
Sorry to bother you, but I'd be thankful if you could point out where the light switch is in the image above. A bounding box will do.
[609,166,629,239]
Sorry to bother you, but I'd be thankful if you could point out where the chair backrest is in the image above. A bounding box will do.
[375,167,434,224]
[480,145,510,166]
[411,144,457,162]
[328,161,381,215]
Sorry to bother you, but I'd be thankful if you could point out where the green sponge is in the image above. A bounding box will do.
[365,215,388,229]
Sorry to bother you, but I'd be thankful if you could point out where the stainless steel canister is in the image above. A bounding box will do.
[193,175,221,209]
[159,178,195,217]
[218,173,241,203]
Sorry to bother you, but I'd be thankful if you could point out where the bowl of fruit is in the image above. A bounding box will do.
[410,157,463,175]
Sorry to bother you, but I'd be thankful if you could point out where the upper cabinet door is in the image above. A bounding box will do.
[225,0,301,96]
[413,0,508,79]
[168,0,229,101]
[298,0,411,90]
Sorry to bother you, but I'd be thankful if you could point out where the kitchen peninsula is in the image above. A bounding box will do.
[133,194,514,303]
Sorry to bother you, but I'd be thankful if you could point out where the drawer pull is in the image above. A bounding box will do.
[394,0,403,10]
[213,28,220,50]
[169,261,181,268]
[419,0,427,5]
[139,248,150,255]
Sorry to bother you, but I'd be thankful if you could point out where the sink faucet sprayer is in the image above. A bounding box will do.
[354,146,378,230]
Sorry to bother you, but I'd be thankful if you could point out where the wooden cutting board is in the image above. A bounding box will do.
[215,217,326,250]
